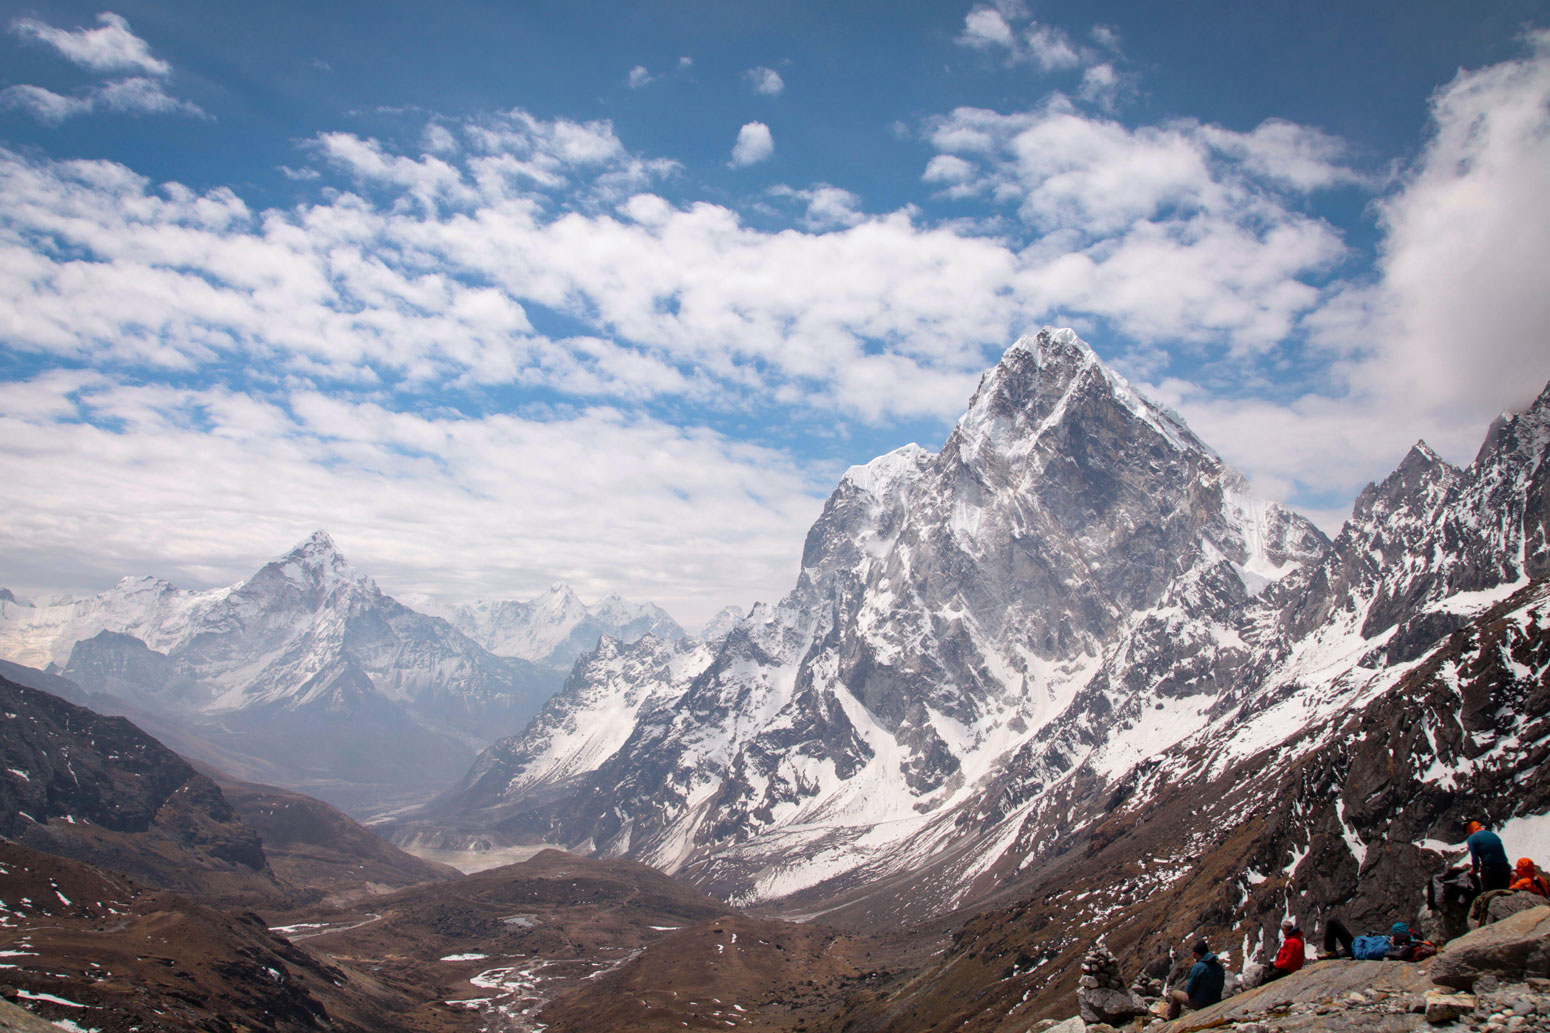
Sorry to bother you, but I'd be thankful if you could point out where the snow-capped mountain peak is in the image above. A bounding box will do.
[242,529,374,600]
[954,327,1211,468]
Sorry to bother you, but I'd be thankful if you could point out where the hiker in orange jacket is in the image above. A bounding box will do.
[1510,858,1549,897]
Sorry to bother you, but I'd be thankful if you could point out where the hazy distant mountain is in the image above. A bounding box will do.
[0,533,561,811]
[411,583,685,670]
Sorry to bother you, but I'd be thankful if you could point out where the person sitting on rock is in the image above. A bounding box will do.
[1467,820,1513,892]
[1263,920,1305,982]
[1165,940,1225,1019]
[1509,857,1549,897]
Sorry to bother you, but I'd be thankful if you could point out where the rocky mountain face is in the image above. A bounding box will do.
[0,672,278,902]
[414,583,685,671]
[0,673,454,912]
[0,532,562,810]
[412,329,1351,899]
[832,571,1550,1031]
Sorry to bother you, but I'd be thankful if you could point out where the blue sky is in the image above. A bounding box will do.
[2,1,1548,629]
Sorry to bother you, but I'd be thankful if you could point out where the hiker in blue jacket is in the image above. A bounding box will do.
[1166,940,1226,1019]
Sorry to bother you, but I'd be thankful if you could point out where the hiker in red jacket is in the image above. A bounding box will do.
[1263,920,1305,982]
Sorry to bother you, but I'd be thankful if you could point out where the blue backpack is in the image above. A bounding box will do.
[1351,935,1391,960]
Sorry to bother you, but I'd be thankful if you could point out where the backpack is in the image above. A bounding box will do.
[1351,935,1392,960]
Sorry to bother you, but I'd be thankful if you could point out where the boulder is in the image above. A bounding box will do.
[1422,990,1474,1024]
[1077,986,1149,1025]
[1430,904,1550,990]
[1488,891,1549,925]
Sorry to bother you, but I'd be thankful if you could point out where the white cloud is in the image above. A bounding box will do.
[745,66,785,96]
[1198,118,1370,193]
[1077,63,1121,109]
[3,18,1547,612]
[958,3,1119,85]
[1,76,206,125]
[1090,25,1121,52]
[3,13,204,125]
[1355,29,1550,418]
[11,12,169,76]
[313,132,478,210]
[923,101,1353,349]
[0,375,826,628]
[0,85,83,125]
[422,122,458,154]
[0,124,1017,425]
[922,154,976,186]
[768,184,865,229]
[960,7,1015,50]
[730,121,774,167]
[627,64,653,88]
[1147,32,1550,521]
[1023,24,1081,72]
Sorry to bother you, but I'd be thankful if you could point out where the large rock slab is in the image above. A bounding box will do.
[1153,959,1433,1032]
[1430,904,1550,990]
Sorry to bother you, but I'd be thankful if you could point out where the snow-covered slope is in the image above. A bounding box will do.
[0,533,561,809]
[411,584,685,670]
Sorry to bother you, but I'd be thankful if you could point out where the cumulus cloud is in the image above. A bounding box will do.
[745,66,785,95]
[11,11,169,75]
[627,64,653,88]
[1077,63,1121,109]
[922,100,1354,350]
[960,6,1015,50]
[730,121,774,167]
[1356,30,1550,417]
[0,121,1010,429]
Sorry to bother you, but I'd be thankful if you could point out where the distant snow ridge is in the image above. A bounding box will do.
[416,584,685,670]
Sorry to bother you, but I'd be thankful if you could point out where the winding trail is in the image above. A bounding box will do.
[274,913,383,942]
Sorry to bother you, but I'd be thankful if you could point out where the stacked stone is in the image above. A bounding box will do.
[1079,946,1126,992]
[1077,944,1150,1026]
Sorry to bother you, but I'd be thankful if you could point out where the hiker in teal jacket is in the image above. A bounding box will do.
[1166,940,1225,1019]
[1467,820,1512,891]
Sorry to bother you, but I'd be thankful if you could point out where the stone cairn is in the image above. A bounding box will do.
[1078,944,1151,1026]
